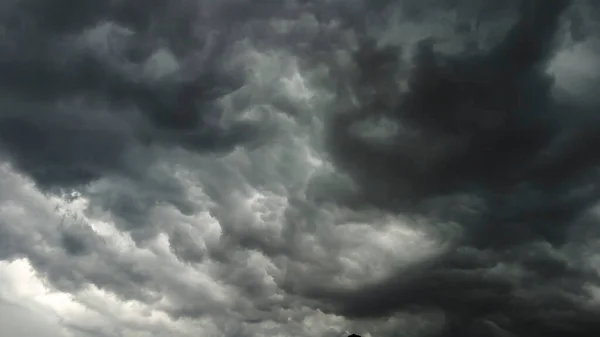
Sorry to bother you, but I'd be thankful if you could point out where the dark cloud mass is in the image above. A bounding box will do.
[1,0,600,336]
[0,0,261,189]
[320,0,600,335]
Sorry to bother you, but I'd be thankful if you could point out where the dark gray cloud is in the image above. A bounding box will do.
[0,0,600,337]
[314,0,600,336]
[0,0,264,189]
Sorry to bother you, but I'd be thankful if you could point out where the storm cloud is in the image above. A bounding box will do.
[1,0,600,336]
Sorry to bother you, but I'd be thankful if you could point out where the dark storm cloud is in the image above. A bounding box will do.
[1,0,600,336]
[0,0,408,192]
[314,0,600,335]
[0,0,267,189]
[311,244,600,336]
[329,0,566,212]
[325,0,600,246]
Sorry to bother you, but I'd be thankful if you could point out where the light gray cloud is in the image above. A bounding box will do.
[0,298,65,337]
[1,0,600,337]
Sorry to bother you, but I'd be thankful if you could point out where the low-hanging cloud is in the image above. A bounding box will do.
[1,0,600,337]
[317,0,600,336]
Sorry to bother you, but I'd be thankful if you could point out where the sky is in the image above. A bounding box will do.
[1,0,600,336]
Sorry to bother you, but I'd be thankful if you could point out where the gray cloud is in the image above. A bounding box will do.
[0,0,600,337]
[317,0,600,335]
[0,0,266,190]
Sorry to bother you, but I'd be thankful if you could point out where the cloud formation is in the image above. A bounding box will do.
[1,0,600,336]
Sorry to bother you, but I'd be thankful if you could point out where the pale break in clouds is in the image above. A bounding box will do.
[1,1,600,336]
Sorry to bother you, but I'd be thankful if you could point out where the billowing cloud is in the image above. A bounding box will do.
[1,0,600,336]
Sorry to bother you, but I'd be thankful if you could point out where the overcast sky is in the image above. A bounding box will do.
[1,0,600,336]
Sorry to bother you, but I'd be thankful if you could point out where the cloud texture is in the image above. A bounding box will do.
[1,0,600,336]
